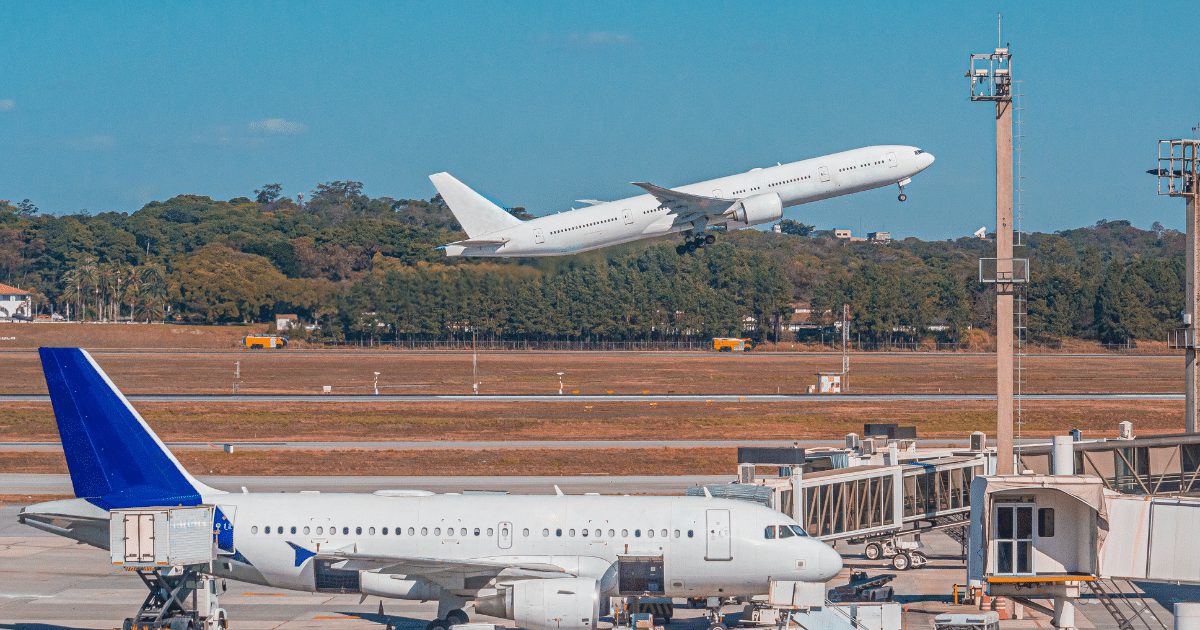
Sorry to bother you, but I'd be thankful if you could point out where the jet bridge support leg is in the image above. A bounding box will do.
[1052,597,1076,630]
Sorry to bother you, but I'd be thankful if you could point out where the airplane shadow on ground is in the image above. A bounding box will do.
[337,612,432,628]
[0,624,100,630]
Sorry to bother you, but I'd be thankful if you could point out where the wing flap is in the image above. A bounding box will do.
[442,237,511,248]
[318,551,569,589]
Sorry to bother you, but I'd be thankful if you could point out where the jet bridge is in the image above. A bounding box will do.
[689,444,987,569]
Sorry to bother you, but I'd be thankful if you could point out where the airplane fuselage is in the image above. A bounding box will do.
[204,492,839,598]
[441,145,934,257]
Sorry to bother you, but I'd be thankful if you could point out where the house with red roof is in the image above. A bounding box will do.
[0,283,31,320]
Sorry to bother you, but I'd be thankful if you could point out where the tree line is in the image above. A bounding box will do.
[0,185,1186,345]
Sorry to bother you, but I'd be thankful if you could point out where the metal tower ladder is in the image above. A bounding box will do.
[1084,578,1168,630]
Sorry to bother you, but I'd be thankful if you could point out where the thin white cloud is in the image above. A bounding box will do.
[0,99,14,111]
[248,118,308,134]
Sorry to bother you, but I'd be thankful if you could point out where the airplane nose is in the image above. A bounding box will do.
[922,152,936,168]
[818,543,844,581]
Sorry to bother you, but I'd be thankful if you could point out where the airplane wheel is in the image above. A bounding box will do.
[708,624,729,630]
[892,552,911,571]
[676,244,688,255]
[705,234,716,244]
[687,241,698,252]
[864,542,882,560]
[694,238,706,248]
[446,609,469,626]
[122,619,133,630]
[898,193,907,202]
[425,620,451,630]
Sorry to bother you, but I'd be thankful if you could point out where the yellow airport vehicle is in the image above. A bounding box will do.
[713,337,754,352]
[243,335,288,349]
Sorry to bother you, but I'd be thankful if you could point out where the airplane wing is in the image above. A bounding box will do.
[293,544,571,592]
[630,182,739,222]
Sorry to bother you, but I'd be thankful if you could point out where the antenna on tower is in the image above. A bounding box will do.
[998,13,1002,48]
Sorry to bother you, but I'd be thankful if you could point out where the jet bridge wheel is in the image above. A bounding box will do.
[864,542,883,560]
[891,552,911,571]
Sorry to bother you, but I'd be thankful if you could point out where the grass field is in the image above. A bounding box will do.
[0,323,1190,478]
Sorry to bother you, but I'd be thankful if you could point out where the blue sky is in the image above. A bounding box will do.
[1,1,1196,240]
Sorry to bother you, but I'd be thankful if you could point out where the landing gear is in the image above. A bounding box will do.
[425,620,450,630]
[898,193,907,202]
[897,177,911,202]
[446,609,469,626]
[676,233,716,255]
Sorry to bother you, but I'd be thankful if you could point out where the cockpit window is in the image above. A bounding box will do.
[790,525,809,537]
[764,526,776,539]
[914,149,924,155]
[778,524,795,539]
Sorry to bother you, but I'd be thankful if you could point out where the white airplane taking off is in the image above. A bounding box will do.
[20,348,843,630]
[433,145,934,257]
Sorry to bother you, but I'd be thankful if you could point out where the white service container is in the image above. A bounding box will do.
[109,506,214,567]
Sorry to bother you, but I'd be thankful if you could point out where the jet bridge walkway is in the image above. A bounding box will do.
[690,453,986,568]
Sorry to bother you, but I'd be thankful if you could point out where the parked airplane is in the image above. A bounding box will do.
[433,145,934,257]
[19,348,843,630]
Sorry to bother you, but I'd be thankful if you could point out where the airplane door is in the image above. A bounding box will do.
[712,189,723,198]
[818,167,830,182]
[623,209,633,224]
[705,509,732,561]
[498,522,512,549]
[533,228,544,244]
[886,152,897,168]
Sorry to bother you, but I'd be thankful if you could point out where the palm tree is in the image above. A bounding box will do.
[139,263,167,323]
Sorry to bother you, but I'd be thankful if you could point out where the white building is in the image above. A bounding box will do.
[0,283,31,320]
[276,314,298,330]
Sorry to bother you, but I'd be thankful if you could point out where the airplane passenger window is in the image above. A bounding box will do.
[291,526,297,534]
[251,526,259,534]
[661,529,667,538]
[474,528,480,536]
[543,529,549,537]
[635,529,641,537]
[409,527,416,536]
[647,529,654,538]
[595,529,602,538]
[674,530,680,538]
[434,528,441,536]
[622,529,628,537]
[489,528,495,536]
[608,529,614,538]
[569,529,576,537]
[304,526,311,535]
[277,527,283,534]
[421,527,427,535]
[342,527,349,535]
[556,529,563,537]
[382,528,388,535]
[688,530,694,537]
[264,526,270,535]
[316,527,323,535]
[522,528,529,536]
[581,529,588,537]
[369,527,375,535]
[764,526,776,539]
[460,528,467,536]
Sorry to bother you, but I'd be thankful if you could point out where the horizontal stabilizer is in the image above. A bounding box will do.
[443,237,511,248]
[575,199,606,206]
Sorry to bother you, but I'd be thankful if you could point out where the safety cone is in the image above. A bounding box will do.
[379,600,386,616]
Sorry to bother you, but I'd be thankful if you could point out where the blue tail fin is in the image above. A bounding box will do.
[39,347,219,509]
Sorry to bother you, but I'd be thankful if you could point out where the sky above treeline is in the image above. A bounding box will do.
[1,1,1196,240]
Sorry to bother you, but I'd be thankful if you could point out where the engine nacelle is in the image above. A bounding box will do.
[729,192,783,227]
[476,577,600,630]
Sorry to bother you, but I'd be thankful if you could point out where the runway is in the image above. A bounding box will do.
[0,474,733,495]
[0,392,1184,402]
[0,439,970,452]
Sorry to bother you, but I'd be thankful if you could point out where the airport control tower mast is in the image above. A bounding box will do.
[1160,139,1200,432]
[968,24,1028,475]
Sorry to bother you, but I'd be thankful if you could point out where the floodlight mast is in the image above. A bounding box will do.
[967,25,1026,475]
[1158,139,1200,432]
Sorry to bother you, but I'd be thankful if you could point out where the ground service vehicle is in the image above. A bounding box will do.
[243,335,287,349]
[713,338,754,352]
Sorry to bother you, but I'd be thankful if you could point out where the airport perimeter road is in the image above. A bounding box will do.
[0,474,733,495]
[0,392,1184,402]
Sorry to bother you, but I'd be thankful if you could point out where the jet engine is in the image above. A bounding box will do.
[476,577,600,630]
[729,192,783,227]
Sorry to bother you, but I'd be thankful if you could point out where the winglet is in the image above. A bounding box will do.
[703,486,713,499]
[554,485,564,496]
